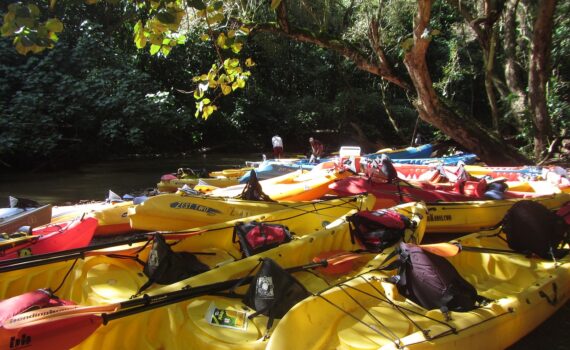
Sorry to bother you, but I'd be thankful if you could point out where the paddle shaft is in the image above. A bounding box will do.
[102,260,328,323]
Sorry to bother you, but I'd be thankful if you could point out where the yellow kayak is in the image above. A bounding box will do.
[157,177,240,193]
[209,167,254,178]
[206,168,351,201]
[0,199,426,349]
[425,192,570,233]
[128,193,364,232]
[52,201,134,236]
[267,229,570,350]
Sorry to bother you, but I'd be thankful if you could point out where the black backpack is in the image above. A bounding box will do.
[137,234,210,293]
[502,200,569,260]
[242,258,310,331]
[347,209,412,252]
[386,242,489,315]
[236,170,274,201]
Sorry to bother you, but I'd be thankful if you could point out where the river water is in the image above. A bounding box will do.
[0,154,259,205]
[0,154,567,347]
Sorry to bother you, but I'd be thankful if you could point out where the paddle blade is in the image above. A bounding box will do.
[419,243,461,257]
[312,250,363,275]
[0,314,102,350]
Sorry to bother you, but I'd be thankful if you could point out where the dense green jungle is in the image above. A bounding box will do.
[0,0,568,172]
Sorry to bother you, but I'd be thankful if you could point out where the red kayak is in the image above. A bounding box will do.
[329,176,536,210]
[0,218,98,261]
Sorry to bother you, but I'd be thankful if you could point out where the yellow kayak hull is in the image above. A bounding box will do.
[267,230,570,350]
[128,193,363,232]
[157,177,240,193]
[207,168,351,201]
[52,201,134,236]
[0,198,431,350]
[72,200,425,349]
[425,192,570,233]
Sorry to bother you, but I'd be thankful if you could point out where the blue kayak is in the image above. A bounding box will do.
[368,143,434,159]
[238,161,317,183]
[390,153,478,165]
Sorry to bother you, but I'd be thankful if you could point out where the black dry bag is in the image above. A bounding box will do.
[138,234,210,293]
[389,242,488,313]
[243,258,310,330]
[347,209,411,252]
[502,200,569,260]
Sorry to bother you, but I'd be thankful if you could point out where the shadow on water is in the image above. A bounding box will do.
[0,154,567,346]
[0,153,261,205]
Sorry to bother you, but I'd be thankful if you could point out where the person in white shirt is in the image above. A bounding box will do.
[272,135,283,159]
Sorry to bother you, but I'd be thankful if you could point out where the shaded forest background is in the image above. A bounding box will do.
[1,0,568,171]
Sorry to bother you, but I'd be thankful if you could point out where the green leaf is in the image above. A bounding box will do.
[45,18,64,32]
[160,45,172,56]
[202,105,217,119]
[216,33,227,48]
[150,44,161,55]
[177,34,187,44]
[400,37,414,52]
[207,13,224,25]
[134,20,143,33]
[221,84,231,95]
[156,12,176,24]
[270,0,282,10]
[187,0,206,10]
[230,42,242,53]
[27,4,40,17]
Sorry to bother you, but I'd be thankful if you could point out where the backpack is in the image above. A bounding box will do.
[137,234,210,293]
[236,170,274,201]
[502,200,569,260]
[242,258,310,331]
[233,221,293,257]
[386,242,488,315]
[347,209,412,252]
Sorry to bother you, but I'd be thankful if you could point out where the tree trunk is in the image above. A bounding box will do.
[403,0,529,165]
[503,0,527,124]
[484,33,500,131]
[528,0,557,159]
[261,0,530,165]
[349,122,389,152]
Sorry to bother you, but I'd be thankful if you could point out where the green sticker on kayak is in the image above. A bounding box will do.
[206,303,248,330]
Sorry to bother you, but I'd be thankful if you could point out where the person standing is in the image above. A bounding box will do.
[272,135,283,159]
[309,137,324,163]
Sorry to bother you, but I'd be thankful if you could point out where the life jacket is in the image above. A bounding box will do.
[385,242,489,316]
[347,209,412,252]
[233,221,293,257]
[502,200,569,260]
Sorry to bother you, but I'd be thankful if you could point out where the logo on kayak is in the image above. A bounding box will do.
[169,202,221,216]
[9,334,31,348]
[427,214,452,222]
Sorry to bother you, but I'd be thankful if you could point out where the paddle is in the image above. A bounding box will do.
[0,229,210,273]
[418,242,535,257]
[0,194,366,272]
[0,252,365,350]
